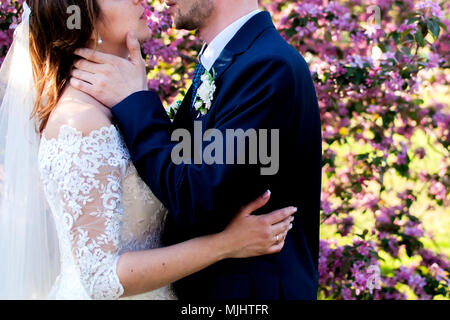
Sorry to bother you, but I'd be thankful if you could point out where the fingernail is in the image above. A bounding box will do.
[289,223,293,230]
[290,216,295,222]
[262,190,271,199]
[292,207,297,212]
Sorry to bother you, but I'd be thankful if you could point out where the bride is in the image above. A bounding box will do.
[0,1,296,299]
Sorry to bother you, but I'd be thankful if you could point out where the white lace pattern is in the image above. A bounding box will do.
[38,125,176,300]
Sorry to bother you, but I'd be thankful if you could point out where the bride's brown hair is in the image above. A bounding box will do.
[28,0,101,133]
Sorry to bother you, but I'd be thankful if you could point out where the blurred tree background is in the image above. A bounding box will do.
[1,0,448,299]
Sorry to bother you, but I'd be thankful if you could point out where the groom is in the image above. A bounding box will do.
[71,0,322,300]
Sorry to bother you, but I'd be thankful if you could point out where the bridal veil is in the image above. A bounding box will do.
[0,2,60,299]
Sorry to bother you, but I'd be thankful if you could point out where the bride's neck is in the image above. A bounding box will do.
[86,40,129,59]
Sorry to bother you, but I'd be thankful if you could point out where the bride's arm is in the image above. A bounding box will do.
[66,137,293,299]
[117,193,296,297]
[49,103,295,299]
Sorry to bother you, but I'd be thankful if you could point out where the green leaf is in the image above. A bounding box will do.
[354,183,363,193]
[299,17,308,27]
[288,12,299,20]
[407,17,421,25]
[357,153,369,161]
[392,32,400,44]
[413,98,424,105]
[400,46,411,55]
[438,21,448,32]
[354,70,364,84]
[427,19,440,40]
[415,30,425,47]
[401,30,412,39]
[284,28,297,38]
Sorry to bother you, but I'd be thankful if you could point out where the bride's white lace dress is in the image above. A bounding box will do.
[38,124,177,300]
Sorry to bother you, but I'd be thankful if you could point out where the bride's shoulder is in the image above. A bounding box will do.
[44,86,113,140]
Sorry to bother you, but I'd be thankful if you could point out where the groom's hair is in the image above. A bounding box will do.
[28,0,101,133]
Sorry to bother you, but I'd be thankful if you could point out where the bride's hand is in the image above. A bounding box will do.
[70,32,147,108]
[222,191,297,259]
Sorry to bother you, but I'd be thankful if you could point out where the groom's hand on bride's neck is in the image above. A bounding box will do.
[70,32,148,108]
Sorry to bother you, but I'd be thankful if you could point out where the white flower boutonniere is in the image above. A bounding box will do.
[193,68,216,117]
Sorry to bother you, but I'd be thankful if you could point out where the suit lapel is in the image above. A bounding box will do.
[174,11,276,126]
[172,86,194,129]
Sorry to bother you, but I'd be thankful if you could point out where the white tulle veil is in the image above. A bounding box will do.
[0,2,60,299]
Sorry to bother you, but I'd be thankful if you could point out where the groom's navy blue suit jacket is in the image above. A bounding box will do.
[112,11,322,300]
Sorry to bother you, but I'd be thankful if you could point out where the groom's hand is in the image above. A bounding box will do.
[70,31,148,108]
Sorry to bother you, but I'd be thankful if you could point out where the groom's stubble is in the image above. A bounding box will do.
[171,0,215,31]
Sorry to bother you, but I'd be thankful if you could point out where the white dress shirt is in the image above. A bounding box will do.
[199,9,261,71]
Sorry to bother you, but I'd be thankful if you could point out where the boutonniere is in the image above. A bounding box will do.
[167,100,182,121]
[193,68,217,118]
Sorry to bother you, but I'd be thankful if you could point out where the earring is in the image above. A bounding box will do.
[97,36,103,45]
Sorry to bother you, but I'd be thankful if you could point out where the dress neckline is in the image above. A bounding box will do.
[41,124,118,143]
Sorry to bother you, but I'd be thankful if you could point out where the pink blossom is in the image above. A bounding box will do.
[427,52,443,69]
[415,0,444,18]
[404,226,424,238]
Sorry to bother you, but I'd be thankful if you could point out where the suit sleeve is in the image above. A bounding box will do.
[111,59,298,230]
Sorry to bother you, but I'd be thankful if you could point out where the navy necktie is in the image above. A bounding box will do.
[191,62,206,108]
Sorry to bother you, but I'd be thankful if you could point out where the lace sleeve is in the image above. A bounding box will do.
[49,125,129,299]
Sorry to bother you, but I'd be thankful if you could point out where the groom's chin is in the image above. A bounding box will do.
[172,15,199,31]
[173,22,198,32]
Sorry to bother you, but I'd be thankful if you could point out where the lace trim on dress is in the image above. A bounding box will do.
[39,124,129,299]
